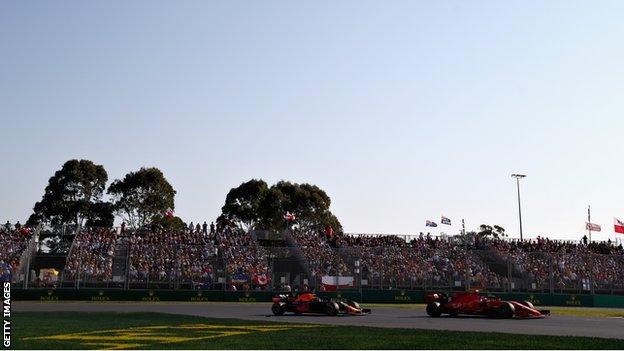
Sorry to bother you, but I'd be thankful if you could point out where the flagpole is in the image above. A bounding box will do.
[588,205,591,243]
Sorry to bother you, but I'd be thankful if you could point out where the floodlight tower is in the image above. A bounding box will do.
[511,174,527,241]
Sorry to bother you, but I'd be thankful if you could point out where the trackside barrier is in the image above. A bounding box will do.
[12,289,275,303]
[13,289,624,307]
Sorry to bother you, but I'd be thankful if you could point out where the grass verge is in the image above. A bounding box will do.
[11,312,624,349]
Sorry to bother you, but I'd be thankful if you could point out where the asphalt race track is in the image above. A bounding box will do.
[13,302,624,340]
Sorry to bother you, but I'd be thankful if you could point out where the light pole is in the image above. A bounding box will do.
[511,174,526,241]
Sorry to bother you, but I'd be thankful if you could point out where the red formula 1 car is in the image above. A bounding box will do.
[425,290,550,319]
[271,292,371,316]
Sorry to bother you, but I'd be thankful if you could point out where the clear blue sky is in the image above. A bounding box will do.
[2,1,624,241]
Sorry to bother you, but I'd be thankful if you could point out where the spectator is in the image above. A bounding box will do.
[0,226,35,282]
[63,228,118,281]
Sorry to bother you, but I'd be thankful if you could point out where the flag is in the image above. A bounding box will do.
[441,216,451,225]
[165,208,174,218]
[426,220,438,227]
[321,276,355,291]
[615,218,624,234]
[586,222,601,232]
[231,273,249,285]
[284,211,296,222]
[253,274,269,286]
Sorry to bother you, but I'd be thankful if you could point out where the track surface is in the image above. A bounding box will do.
[14,302,624,339]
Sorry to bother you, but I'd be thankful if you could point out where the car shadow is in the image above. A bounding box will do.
[264,313,348,318]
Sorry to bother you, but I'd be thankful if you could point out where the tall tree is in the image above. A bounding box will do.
[221,179,268,231]
[107,167,176,228]
[257,186,289,230]
[492,225,506,238]
[270,181,338,232]
[152,214,186,231]
[29,159,108,226]
[221,179,343,233]
[478,224,505,238]
[85,201,115,227]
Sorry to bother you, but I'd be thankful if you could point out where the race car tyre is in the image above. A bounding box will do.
[324,302,339,316]
[520,300,535,309]
[426,302,442,317]
[496,302,515,318]
[272,303,286,316]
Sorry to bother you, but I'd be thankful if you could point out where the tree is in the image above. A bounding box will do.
[493,225,506,238]
[85,201,115,227]
[220,179,342,233]
[257,186,289,230]
[107,167,176,229]
[478,224,493,237]
[270,181,339,232]
[478,224,506,238]
[221,179,268,231]
[152,215,186,231]
[29,159,108,226]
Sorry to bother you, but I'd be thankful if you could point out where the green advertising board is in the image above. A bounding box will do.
[11,288,624,308]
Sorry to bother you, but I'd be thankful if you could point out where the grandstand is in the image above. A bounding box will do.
[3,225,624,295]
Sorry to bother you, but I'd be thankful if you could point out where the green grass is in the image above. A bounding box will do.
[546,307,624,318]
[10,312,624,349]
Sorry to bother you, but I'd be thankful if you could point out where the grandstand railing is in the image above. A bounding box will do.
[9,226,41,287]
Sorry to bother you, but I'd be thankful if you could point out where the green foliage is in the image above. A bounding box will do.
[85,201,115,227]
[221,179,268,231]
[478,224,506,238]
[222,179,342,233]
[29,159,109,226]
[107,167,176,229]
[152,215,187,231]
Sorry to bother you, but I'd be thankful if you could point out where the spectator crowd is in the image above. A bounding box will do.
[333,233,500,289]
[5,218,624,292]
[1,223,34,282]
[128,226,216,284]
[480,236,624,291]
[63,227,118,280]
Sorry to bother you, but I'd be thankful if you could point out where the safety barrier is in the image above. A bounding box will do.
[12,288,624,307]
